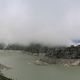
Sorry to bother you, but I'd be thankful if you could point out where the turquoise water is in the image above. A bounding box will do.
[0,50,80,80]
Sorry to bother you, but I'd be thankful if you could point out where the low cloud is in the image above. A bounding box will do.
[0,0,80,46]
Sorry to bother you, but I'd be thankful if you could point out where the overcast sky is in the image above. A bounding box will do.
[0,0,80,46]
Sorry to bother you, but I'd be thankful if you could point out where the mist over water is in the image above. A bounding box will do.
[0,0,80,46]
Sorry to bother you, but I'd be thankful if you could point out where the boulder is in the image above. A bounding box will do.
[71,60,80,66]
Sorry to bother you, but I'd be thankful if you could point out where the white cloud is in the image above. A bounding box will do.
[0,0,80,46]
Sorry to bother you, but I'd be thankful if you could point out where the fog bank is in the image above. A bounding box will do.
[0,0,80,46]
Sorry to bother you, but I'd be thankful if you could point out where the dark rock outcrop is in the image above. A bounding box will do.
[5,43,80,59]
[0,75,12,80]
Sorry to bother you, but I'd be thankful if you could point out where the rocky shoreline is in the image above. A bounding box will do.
[33,56,80,67]
[0,75,12,80]
[0,64,12,80]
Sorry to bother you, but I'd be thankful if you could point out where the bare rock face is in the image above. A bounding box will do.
[64,64,70,67]
[71,60,80,66]
[0,64,12,80]
[33,60,48,66]
[0,64,11,70]
[0,75,12,80]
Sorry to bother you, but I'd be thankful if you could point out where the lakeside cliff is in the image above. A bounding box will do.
[2,43,80,59]
[1,43,80,66]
